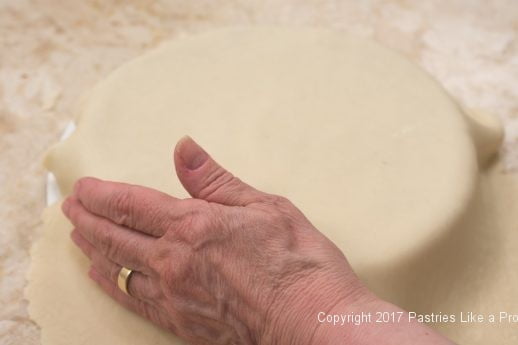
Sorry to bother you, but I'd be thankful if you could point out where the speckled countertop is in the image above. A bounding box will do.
[1,0,517,343]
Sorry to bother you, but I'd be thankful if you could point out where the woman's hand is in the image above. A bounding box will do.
[61,136,454,345]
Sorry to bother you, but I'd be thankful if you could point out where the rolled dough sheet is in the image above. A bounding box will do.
[27,28,518,344]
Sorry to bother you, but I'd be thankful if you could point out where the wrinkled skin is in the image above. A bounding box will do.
[62,136,453,345]
[61,136,369,344]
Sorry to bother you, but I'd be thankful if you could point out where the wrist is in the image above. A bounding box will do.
[260,272,373,345]
[310,290,379,345]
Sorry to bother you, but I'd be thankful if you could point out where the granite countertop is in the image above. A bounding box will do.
[1,0,517,343]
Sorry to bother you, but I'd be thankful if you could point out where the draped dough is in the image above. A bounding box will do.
[27,28,517,344]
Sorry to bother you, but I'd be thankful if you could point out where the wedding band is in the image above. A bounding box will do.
[117,267,134,296]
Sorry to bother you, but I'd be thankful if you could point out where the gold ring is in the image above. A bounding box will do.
[117,267,134,296]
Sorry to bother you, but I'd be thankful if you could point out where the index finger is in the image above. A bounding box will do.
[73,177,182,237]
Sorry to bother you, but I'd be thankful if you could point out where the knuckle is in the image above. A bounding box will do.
[263,194,292,208]
[145,203,169,231]
[149,196,187,234]
[148,243,176,278]
[147,241,168,270]
[158,262,177,287]
[108,187,135,224]
[197,167,234,199]
[263,195,291,218]
[101,236,116,259]
[151,241,193,290]
[159,255,187,292]
[176,205,209,239]
[261,194,304,226]
[140,196,175,235]
[267,208,288,224]
[142,247,157,272]
[95,220,117,258]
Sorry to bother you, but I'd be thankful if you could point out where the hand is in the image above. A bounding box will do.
[61,136,368,344]
[62,136,454,345]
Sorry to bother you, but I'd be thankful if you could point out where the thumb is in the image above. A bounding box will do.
[174,136,266,206]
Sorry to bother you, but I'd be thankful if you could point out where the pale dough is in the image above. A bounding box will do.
[27,28,517,344]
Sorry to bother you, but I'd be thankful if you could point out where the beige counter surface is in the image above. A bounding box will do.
[1,0,517,343]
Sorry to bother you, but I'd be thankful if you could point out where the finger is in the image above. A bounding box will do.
[71,229,159,304]
[174,136,268,206]
[88,267,170,330]
[63,197,154,274]
[70,228,94,258]
[72,177,181,237]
